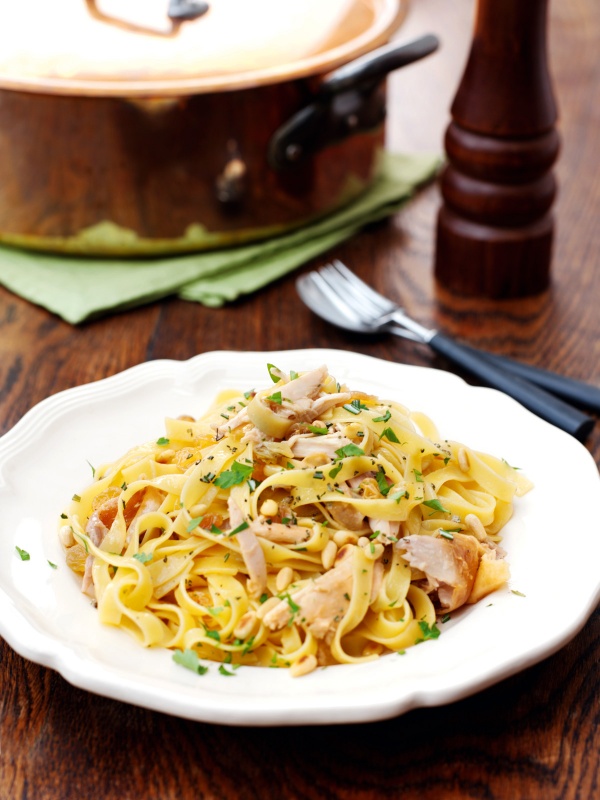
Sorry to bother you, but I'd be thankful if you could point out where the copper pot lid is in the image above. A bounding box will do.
[0,0,407,96]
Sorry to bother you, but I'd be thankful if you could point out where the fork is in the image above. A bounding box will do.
[296,260,596,441]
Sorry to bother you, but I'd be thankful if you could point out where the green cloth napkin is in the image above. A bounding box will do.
[0,152,439,324]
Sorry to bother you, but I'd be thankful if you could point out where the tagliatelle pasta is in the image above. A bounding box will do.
[59,364,532,676]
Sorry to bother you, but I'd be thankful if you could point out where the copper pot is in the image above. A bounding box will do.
[0,0,437,255]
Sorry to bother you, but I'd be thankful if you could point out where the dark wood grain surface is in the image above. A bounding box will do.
[1,1,598,798]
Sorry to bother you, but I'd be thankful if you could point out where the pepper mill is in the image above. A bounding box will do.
[435,0,559,298]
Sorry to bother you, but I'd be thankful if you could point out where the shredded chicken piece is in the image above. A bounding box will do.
[227,495,267,598]
[126,486,165,539]
[325,500,365,531]
[240,424,270,446]
[288,393,353,425]
[81,504,114,596]
[309,392,353,417]
[81,487,166,597]
[214,406,249,438]
[288,432,352,459]
[368,517,400,545]
[249,518,312,544]
[280,365,328,401]
[263,545,354,640]
[400,532,480,611]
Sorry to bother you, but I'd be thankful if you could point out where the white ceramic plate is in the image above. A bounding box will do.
[1,349,599,726]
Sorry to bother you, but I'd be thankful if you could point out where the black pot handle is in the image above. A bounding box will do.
[320,34,439,97]
[268,34,440,170]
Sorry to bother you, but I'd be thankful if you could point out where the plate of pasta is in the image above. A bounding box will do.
[0,349,598,726]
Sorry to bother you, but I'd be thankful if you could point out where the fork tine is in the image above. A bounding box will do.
[320,261,433,342]
[330,259,398,314]
[305,271,366,324]
[319,263,388,321]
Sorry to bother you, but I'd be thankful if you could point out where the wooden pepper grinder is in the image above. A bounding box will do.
[435,0,560,298]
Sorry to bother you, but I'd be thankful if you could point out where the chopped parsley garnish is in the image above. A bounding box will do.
[375,466,391,496]
[210,523,223,535]
[343,399,369,415]
[218,665,236,676]
[422,498,450,514]
[48,560,58,569]
[156,437,170,446]
[373,408,391,423]
[133,552,153,564]
[380,427,400,443]
[86,460,96,477]
[283,593,300,614]
[187,516,203,533]
[228,521,250,537]
[413,469,424,482]
[72,494,81,502]
[328,462,343,479]
[266,391,283,405]
[214,460,254,488]
[390,490,408,503]
[267,363,281,383]
[511,589,526,597]
[241,636,255,656]
[439,530,454,540]
[15,546,30,561]
[335,443,365,459]
[172,649,208,675]
[259,593,269,604]
[205,628,221,642]
[416,620,441,641]
[307,424,328,435]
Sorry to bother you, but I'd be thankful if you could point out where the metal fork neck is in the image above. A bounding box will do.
[387,309,436,343]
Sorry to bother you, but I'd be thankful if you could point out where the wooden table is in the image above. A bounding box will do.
[1,1,598,797]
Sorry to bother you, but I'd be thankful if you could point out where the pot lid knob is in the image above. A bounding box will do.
[167,0,209,22]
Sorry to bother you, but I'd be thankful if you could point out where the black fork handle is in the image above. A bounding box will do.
[458,344,600,413]
[428,332,595,441]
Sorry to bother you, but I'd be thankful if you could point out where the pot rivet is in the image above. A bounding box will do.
[285,144,303,162]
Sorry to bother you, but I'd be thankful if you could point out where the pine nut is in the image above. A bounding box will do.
[465,513,487,541]
[59,525,75,547]
[255,596,281,620]
[259,498,279,518]
[363,542,384,560]
[321,540,338,570]
[275,566,294,592]
[333,530,358,547]
[458,447,470,473]
[289,654,318,678]
[233,611,256,640]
